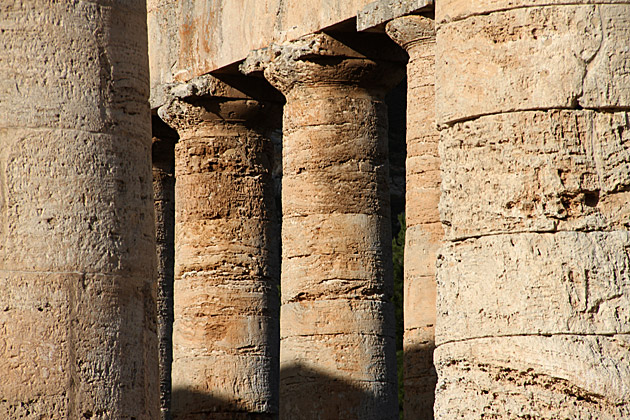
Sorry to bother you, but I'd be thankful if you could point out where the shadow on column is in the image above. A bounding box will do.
[404,342,437,419]
[152,114,179,420]
[171,388,276,420]
[280,364,398,420]
[171,363,399,420]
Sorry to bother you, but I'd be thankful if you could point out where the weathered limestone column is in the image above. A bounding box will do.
[244,34,404,419]
[159,77,280,419]
[0,1,158,418]
[386,16,439,420]
[152,116,178,420]
[435,2,630,418]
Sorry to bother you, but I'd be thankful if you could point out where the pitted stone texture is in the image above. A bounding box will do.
[280,93,398,418]
[437,0,630,23]
[171,354,277,419]
[168,95,279,418]
[436,5,630,125]
[282,214,392,302]
[0,1,157,418]
[440,110,630,240]
[281,300,396,338]
[256,36,403,419]
[0,129,155,275]
[437,231,630,344]
[387,15,440,420]
[0,1,149,134]
[435,335,630,419]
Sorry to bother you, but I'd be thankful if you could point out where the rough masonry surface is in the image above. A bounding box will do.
[160,79,280,419]
[386,15,440,420]
[243,33,404,419]
[0,1,159,418]
[435,1,630,418]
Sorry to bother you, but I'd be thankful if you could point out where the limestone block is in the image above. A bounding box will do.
[281,300,395,338]
[280,362,397,420]
[406,168,441,225]
[280,334,397,411]
[175,218,275,278]
[437,0,630,23]
[171,354,277,414]
[252,34,402,418]
[435,335,630,419]
[148,0,377,95]
[282,94,388,139]
[174,278,275,351]
[436,5,630,125]
[404,225,440,329]
[280,334,395,383]
[386,16,439,419]
[0,1,149,133]
[283,337,395,382]
[0,270,156,418]
[282,167,390,216]
[148,0,181,108]
[1,1,158,417]
[282,214,391,301]
[176,173,270,220]
[281,0,377,41]
[168,91,279,418]
[357,0,434,32]
[0,129,154,276]
[440,110,630,240]
[0,272,72,415]
[437,231,630,344]
[405,224,442,282]
[404,328,435,379]
[403,328,436,420]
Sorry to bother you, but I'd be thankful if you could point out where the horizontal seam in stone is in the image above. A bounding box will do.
[283,213,386,218]
[436,1,630,26]
[437,106,630,129]
[284,122,364,130]
[405,326,435,333]
[437,331,630,346]
[406,221,441,227]
[282,332,395,338]
[0,268,129,277]
[280,377,398,385]
[179,414,276,418]
[173,355,275,362]
[283,297,390,305]
[0,125,150,143]
[284,253,384,259]
[283,163,388,174]
[446,227,630,243]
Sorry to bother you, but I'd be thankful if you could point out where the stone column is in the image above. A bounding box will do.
[435,2,630,419]
[246,33,404,419]
[152,116,178,420]
[159,77,280,419]
[0,1,158,418]
[386,16,439,420]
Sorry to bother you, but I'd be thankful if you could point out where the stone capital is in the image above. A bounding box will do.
[386,15,435,52]
[241,32,405,98]
[157,75,280,133]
